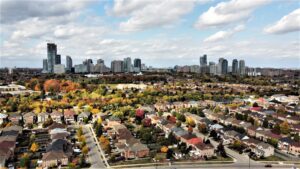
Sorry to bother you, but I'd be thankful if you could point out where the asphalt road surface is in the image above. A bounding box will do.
[83,126,107,169]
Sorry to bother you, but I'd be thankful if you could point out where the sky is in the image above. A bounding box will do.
[0,0,299,68]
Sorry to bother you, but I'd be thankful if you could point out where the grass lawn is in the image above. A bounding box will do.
[256,155,285,161]
[154,153,166,161]
[208,156,234,161]
[110,158,152,166]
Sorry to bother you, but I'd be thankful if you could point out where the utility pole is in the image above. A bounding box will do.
[249,155,250,169]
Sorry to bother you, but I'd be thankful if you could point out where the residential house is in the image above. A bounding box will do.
[64,109,75,124]
[194,143,215,158]
[0,147,13,168]
[42,151,69,168]
[50,110,63,123]
[8,113,22,125]
[48,122,66,131]
[180,133,197,143]
[278,137,294,152]
[0,113,8,125]
[289,142,300,156]
[185,112,203,125]
[124,142,149,159]
[253,142,274,157]
[38,112,50,123]
[246,126,262,137]
[77,111,91,122]
[111,124,149,159]
[209,124,224,131]
[23,112,36,125]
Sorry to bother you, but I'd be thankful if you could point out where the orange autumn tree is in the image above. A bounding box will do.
[44,79,60,93]
[60,80,79,92]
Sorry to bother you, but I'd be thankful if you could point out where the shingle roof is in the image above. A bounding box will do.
[42,150,68,161]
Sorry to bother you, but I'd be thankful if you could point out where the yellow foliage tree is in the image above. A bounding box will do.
[97,118,102,125]
[81,145,89,156]
[30,142,39,152]
[160,146,168,153]
[91,108,100,114]
[78,135,86,143]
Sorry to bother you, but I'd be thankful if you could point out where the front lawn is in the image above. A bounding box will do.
[110,158,152,166]
[256,155,285,161]
[208,155,233,161]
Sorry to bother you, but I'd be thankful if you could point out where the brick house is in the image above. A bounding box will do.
[42,151,69,168]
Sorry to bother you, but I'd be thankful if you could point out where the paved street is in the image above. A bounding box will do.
[83,125,107,169]
[122,163,298,169]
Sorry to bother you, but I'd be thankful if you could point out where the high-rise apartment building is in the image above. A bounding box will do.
[66,56,72,72]
[55,54,61,64]
[200,54,208,73]
[47,43,57,73]
[239,60,246,75]
[42,59,48,73]
[218,58,228,75]
[232,59,239,75]
[54,64,65,74]
[123,57,132,72]
[111,60,124,73]
[134,58,142,72]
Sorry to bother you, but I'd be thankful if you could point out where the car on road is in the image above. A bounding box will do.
[264,164,272,168]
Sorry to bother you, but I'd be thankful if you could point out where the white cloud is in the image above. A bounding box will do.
[110,0,208,31]
[204,24,245,42]
[195,0,270,29]
[0,0,93,23]
[264,8,300,34]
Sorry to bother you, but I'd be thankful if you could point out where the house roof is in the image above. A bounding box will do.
[210,124,223,129]
[250,107,261,111]
[174,129,188,137]
[129,142,149,152]
[118,128,133,140]
[243,138,260,145]
[48,122,66,130]
[0,135,17,142]
[1,130,19,137]
[181,133,197,140]
[187,137,202,145]
[51,110,63,116]
[42,150,68,161]
[109,116,121,121]
[78,111,91,117]
[257,142,273,149]
[64,109,75,117]
[0,147,12,159]
[279,137,294,144]
[23,112,35,118]
[0,141,15,149]
[1,125,22,133]
[194,143,214,150]
[225,130,239,137]
[47,139,71,152]
[51,133,69,140]
[0,113,8,119]
[291,142,300,147]
[39,112,49,116]
[265,131,282,139]
[247,125,258,131]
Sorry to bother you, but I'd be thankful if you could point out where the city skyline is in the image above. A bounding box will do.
[1,0,300,68]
